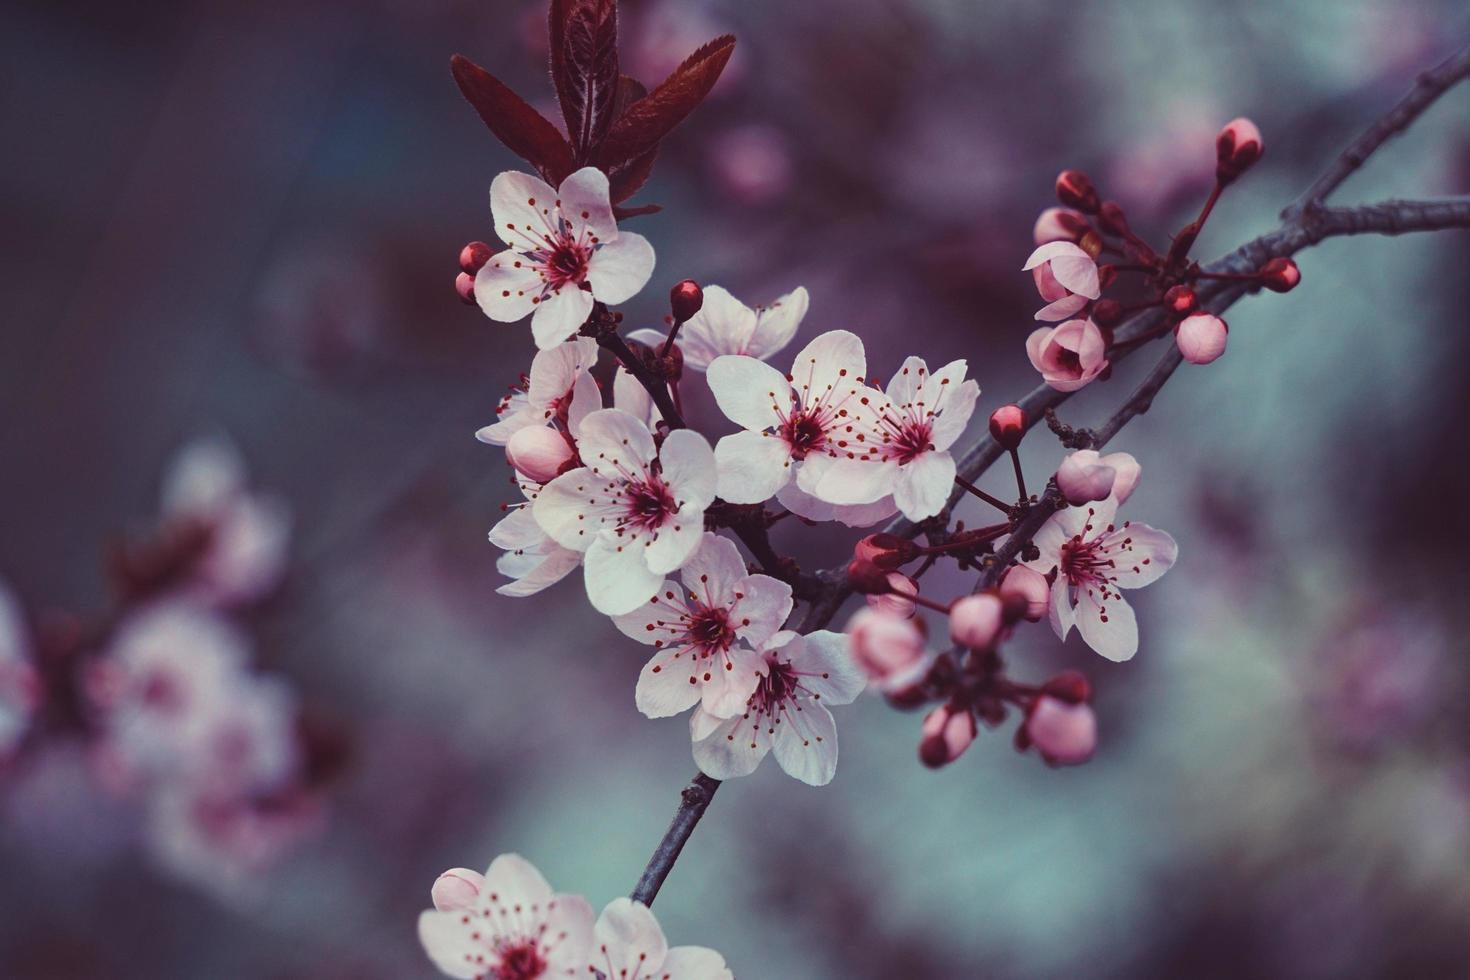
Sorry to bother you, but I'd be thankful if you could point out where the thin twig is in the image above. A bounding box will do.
[630,773,721,906]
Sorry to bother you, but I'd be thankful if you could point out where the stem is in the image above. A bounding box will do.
[597,329,687,430]
[659,318,687,358]
[1008,449,1028,500]
[630,773,721,906]
[953,476,1011,513]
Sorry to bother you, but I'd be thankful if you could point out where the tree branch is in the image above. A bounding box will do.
[630,772,721,906]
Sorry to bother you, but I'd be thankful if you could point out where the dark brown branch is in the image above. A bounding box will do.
[630,772,721,906]
[1287,45,1470,213]
[597,328,687,429]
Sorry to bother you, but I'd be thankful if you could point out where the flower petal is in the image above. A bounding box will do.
[746,286,808,362]
[788,329,866,403]
[679,534,748,606]
[714,431,793,504]
[541,894,596,974]
[532,468,605,552]
[658,430,718,513]
[586,232,655,305]
[636,643,705,719]
[644,505,705,577]
[495,546,581,598]
[1034,293,1091,322]
[802,455,900,506]
[929,378,979,451]
[678,284,757,370]
[699,645,765,719]
[1106,523,1178,588]
[585,534,665,616]
[489,171,559,247]
[1049,576,1076,641]
[1075,587,1138,662]
[785,629,867,705]
[482,852,554,907]
[555,166,618,245]
[594,898,670,978]
[474,257,541,323]
[692,713,770,779]
[706,355,789,432]
[578,408,657,474]
[893,451,955,521]
[775,482,897,527]
[611,580,684,646]
[771,700,838,786]
[416,910,479,979]
[1022,240,1089,271]
[730,574,794,649]
[530,286,594,350]
[661,946,734,980]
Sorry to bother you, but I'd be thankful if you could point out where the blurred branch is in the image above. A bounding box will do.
[1287,44,1470,214]
[630,772,720,906]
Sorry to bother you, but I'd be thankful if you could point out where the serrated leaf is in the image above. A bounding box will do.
[549,0,575,122]
[595,35,736,173]
[611,74,647,121]
[450,54,574,183]
[609,145,658,204]
[560,0,620,163]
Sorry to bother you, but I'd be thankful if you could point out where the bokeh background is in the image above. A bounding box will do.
[4,0,1470,976]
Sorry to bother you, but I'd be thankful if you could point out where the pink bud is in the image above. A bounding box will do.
[459,241,495,275]
[1175,313,1229,365]
[455,272,477,306]
[1055,450,1118,506]
[919,702,977,768]
[999,565,1049,623]
[853,533,918,570]
[866,572,919,618]
[504,427,574,484]
[1055,170,1100,213]
[1032,207,1089,245]
[948,593,1005,651]
[1260,257,1300,292]
[847,608,927,688]
[987,404,1026,450]
[1024,696,1097,766]
[431,868,485,911]
[1216,117,1263,183]
[669,280,704,323]
[1163,284,1198,316]
[846,558,893,595]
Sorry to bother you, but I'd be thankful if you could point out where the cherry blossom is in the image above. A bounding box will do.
[614,533,793,720]
[705,329,873,506]
[475,168,656,349]
[690,629,865,786]
[1175,312,1229,364]
[488,480,583,599]
[476,338,602,447]
[1021,694,1097,766]
[846,607,928,690]
[161,438,291,609]
[418,852,595,979]
[800,356,980,522]
[0,584,39,759]
[1021,497,1178,661]
[1025,318,1109,392]
[949,593,1005,651]
[590,898,733,980]
[1055,449,1140,506]
[505,427,577,484]
[998,565,1049,623]
[533,409,717,615]
[1023,241,1101,321]
[612,364,663,431]
[629,284,808,372]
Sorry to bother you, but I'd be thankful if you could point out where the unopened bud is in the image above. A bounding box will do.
[455,272,477,306]
[1023,692,1097,766]
[669,279,704,323]
[1032,207,1090,245]
[1216,117,1263,184]
[847,607,927,687]
[948,593,1006,651]
[846,558,893,596]
[1163,284,1198,316]
[1078,230,1104,260]
[1042,670,1092,704]
[1175,312,1229,365]
[987,404,1027,450]
[867,572,919,618]
[999,565,1049,623]
[1259,256,1300,293]
[1055,449,1118,506]
[1091,299,1124,329]
[431,868,486,912]
[854,533,919,571]
[1097,201,1130,238]
[1055,170,1100,213]
[505,427,575,484]
[459,241,495,275]
[920,702,977,768]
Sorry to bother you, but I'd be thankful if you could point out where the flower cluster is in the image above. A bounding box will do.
[419,853,732,979]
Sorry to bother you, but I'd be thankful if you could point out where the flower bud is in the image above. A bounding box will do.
[455,272,477,306]
[854,533,918,571]
[987,404,1027,450]
[1259,256,1300,293]
[459,241,495,275]
[1175,313,1229,365]
[1055,170,1100,213]
[1024,694,1097,766]
[431,868,486,912]
[1055,450,1117,505]
[669,279,704,323]
[867,572,919,618]
[949,593,1006,651]
[1032,207,1089,245]
[1078,230,1104,260]
[920,702,977,768]
[1163,284,1197,316]
[1216,117,1263,183]
[846,558,893,596]
[1042,669,1092,704]
[1090,299,1124,329]
[505,427,575,484]
[1096,201,1130,238]
[999,565,1049,623]
[847,607,927,687]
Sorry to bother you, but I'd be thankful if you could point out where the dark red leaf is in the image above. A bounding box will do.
[549,0,575,120]
[450,54,574,183]
[609,145,658,204]
[595,35,736,173]
[559,0,620,162]
[611,74,647,121]
[614,203,663,220]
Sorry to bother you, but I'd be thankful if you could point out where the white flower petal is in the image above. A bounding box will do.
[495,546,581,598]
[489,171,559,246]
[785,630,866,705]
[659,430,718,513]
[612,581,685,646]
[417,909,479,979]
[1107,523,1178,588]
[679,534,748,607]
[788,329,866,403]
[612,367,659,431]
[594,899,669,978]
[775,482,896,527]
[746,286,808,362]
[692,713,770,779]
[474,257,540,323]
[585,535,665,616]
[929,379,980,451]
[678,284,758,370]
[481,852,554,907]
[1075,587,1138,662]
[542,894,596,974]
[730,574,794,649]
[530,286,594,350]
[801,456,899,506]
[706,355,789,432]
[1049,577,1076,641]
[532,467,603,552]
[586,232,655,305]
[578,408,657,474]
[714,431,793,503]
[661,946,733,980]
[893,451,955,521]
[699,645,765,720]
[771,700,838,786]
[636,643,705,719]
[643,506,704,576]
[555,166,618,245]
[1034,293,1091,322]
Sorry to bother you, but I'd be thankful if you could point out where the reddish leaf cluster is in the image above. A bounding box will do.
[450,0,735,214]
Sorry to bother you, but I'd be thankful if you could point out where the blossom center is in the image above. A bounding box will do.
[686,606,735,654]
[622,477,676,531]
[780,410,827,459]
[754,660,798,712]
[494,942,547,980]
[886,418,934,464]
[544,239,590,290]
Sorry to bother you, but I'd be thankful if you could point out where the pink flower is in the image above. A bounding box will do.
[865,571,919,618]
[488,480,583,599]
[846,607,927,689]
[475,338,601,446]
[1022,693,1097,766]
[708,123,793,205]
[919,702,976,768]
[629,284,808,373]
[0,584,39,759]
[1021,497,1178,662]
[1032,207,1089,245]
[475,168,656,349]
[800,356,980,522]
[431,868,486,912]
[1054,449,1141,506]
[534,409,717,616]
[1025,318,1109,392]
[690,629,866,786]
[1175,313,1228,364]
[1022,241,1101,321]
[614,533,793,720]
[505,426,576,484]
[948,593,1005,650]
[418,853,595,979]
[998,565,1049,623]
[590,898,733,980]
[161,438,291,609]
[706,330,872,505]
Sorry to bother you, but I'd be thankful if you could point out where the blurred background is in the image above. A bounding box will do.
[4,0,1470,976]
